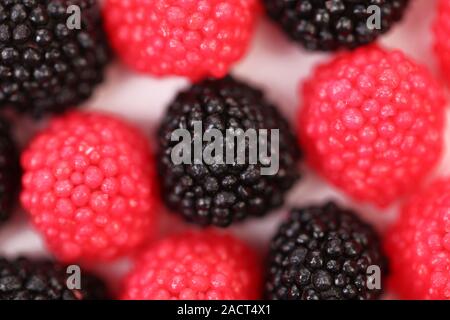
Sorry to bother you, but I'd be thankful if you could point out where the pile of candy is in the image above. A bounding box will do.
[0,0,449,300]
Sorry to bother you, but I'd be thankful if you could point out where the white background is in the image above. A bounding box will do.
[0,0,447,296]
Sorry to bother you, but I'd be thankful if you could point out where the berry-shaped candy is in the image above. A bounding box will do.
[102,0,259,80]
[265,202,388,300]
[158,76,301,227]
[299,45,446,207]
[0,0,110,116]
[433,0,450,85]
[20,112,159,262]
[263,0,410,51]
[0,117,20,225]
[0,257,109,300]
[121,230,261,300]
[386,179,450,299]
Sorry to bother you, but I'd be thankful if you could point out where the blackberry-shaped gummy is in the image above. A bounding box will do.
[263,0,410,51]
[0,117,19,225]
[157,76,301,227]
[265,202,387,300]
[0,0,110,116]
[0,257,108,300]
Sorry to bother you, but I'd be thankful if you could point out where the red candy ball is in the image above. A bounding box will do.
[21,112,159,262]
[103,0,260,80]
[434,0,450,85]
[121,230,261,300]
[386,179,450,299]
[299,45,446,207]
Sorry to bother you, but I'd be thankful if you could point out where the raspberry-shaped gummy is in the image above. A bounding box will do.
[102,0,259,80]
[0,257,109,300]
[0,0,110,116]
[386,179,450,299]
[263,0,410,51]
[121,230,261,300]
[299,45,446,207]
[158,76,301,227]
[265,202,387,300]
[0,117,20,225]
[20,112,159,262]
[433,0,450,85]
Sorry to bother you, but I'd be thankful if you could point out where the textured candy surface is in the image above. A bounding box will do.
[0,257,109,300]
[158,76,301,227]
[103,0,259,80]
[263,0,410,51]
[0,0,110,116]
[434,0,450,84]
[299,45,446,207]
[20,112,159,262]
[265,202,387,300]
[386,179,450,300]
[121,230,261,300]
